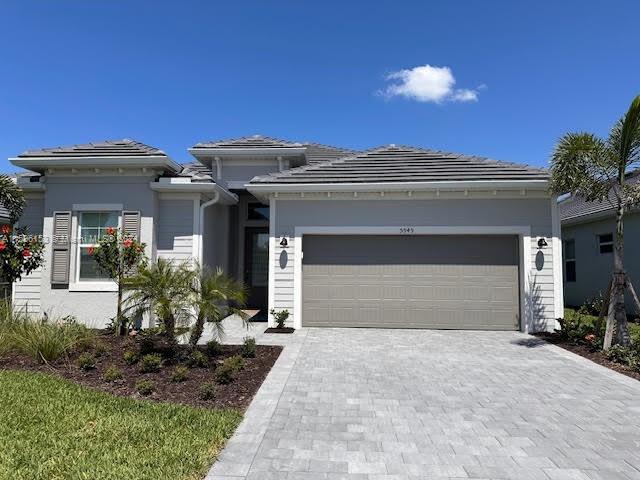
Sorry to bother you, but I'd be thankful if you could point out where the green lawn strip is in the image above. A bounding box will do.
[0,370,242,480]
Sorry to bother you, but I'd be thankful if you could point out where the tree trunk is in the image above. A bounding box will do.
[611,201,630,346]
[117,279,126,336]
[189,312,205,348]
[626,276,640,318]
[164,313,176,344]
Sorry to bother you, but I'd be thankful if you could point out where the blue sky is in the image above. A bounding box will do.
[1,1,638,172]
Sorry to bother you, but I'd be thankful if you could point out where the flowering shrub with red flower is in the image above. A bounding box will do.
[0,224,45,284]
[92,228,147,334]
[584,333,597,343]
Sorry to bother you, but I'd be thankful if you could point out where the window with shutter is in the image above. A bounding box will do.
[51,211,72,284]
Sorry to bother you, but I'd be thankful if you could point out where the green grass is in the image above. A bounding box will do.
[0,370,242,480]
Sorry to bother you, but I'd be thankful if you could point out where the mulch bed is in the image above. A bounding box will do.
[264,327,295,334]
[0,333,282,409]
[535,332,640,382]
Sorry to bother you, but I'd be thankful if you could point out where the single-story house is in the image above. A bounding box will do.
[560,170,640,313]
[9,136,562,332]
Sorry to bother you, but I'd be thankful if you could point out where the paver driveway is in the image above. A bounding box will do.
[208,328,640,480]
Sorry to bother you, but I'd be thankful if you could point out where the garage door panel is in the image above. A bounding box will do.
[302,235,520,330]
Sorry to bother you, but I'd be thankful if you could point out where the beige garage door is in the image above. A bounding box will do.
[302,235,520,330]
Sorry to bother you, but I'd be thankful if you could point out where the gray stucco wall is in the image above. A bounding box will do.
[272,196,558,332]
[156,199,194,262]
[562,211,640,312]
[36,176,157,328]
[203,204,230,272]
[221,163,281,185]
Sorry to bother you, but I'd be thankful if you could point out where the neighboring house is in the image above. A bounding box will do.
[9,136,562,332]
[560,171,640,313]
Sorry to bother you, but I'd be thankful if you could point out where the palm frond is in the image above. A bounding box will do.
[609,95,640,169]
[549,132,613,201]
[0,175,25,223]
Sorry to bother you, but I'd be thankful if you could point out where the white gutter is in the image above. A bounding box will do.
[247,179,550,194]
[198,192,220,266]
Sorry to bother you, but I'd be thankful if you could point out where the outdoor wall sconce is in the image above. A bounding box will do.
[537,237,548,248]
[280,236,288,248]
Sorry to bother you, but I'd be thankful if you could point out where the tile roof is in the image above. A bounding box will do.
[559,171,640,222]
[193,135,303,149]
[250,145,549,184]
[17,139,168,158]
[303,143,355,164]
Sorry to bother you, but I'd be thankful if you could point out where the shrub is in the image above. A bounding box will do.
[556,309,603,345]
[11,320,96,364]
[198,382,217,400]
[604,345,635,364]
[123,350,139,365]
[215,355,246,384]
[630,323,640,345]
[186,350,208,368]
[226,354,246,371]
[580,292,607,317]
[269,308,289,329]
[138,353,162,373]
[92,340,109,357]
[241,337,256,358]
[77,352,96,371]
[170,366,189,383]
[205,339,223,357]
[103,366,124,382]
[136,379,155,396]
[138,335,156,356]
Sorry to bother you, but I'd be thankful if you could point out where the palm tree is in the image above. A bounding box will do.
[550,95,640,347]
[124,258,194,343]
[188,265,248,347]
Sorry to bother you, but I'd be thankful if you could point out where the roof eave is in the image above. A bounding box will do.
[248,179,549,194]
[9,156,181,174]
[149,182,238,204]
[188,147,307,158]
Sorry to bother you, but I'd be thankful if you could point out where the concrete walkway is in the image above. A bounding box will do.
[207,328,640,480]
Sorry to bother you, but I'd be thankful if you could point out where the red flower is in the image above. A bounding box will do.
[0,241,6,251]
[123,239,133,248]
[87,246,95,256]
[106,227,116,235]
[585,334,596,342]
[22,249,31,257]
[0,224,11,234]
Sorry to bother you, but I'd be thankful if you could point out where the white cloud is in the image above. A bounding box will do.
[380,64,482,104]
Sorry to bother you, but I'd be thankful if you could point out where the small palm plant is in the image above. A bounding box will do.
[188,265,248,347]
[124,258,194,344]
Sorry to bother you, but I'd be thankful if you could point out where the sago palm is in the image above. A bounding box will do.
[188,265,248,347]
[124,258,194,343]
[550,95,640,347]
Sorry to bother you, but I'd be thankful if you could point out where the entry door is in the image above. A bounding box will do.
[244,227,269,309]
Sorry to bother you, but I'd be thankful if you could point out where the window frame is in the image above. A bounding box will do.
[69,210,121,291]
[597,233,614,255]
[564,239,576,283]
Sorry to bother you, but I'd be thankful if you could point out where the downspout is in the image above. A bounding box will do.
[198,191,220,266]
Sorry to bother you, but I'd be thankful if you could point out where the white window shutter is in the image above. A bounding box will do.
[122,211,141,240]
[51,211,72,284]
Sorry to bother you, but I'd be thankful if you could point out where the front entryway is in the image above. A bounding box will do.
[244,226,269,309]
[301,234,520,330]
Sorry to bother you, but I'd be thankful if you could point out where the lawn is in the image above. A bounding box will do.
[0,370,242,480]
